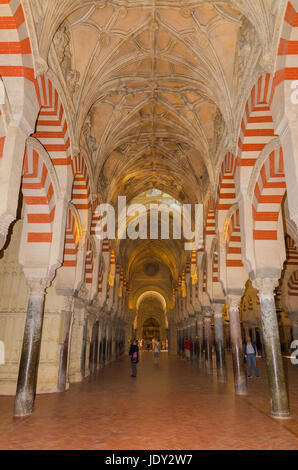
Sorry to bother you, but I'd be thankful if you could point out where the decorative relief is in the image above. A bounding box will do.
[82,112,98,164]
[252,277,279,300]
[53,24,80,101]
[236,18,258,82]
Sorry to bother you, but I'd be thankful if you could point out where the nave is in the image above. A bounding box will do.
[0,353,297,450]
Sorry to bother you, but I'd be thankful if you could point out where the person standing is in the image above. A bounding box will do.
[154,338,161,361]
[129,339,139,378]
[185,337,192,361]
[244,336,259,378]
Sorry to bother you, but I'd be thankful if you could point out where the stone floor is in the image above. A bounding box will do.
[0,352,297,450]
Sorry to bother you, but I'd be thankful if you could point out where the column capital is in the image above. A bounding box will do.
[213,303,224,318]
[202,306,212,317]
[0,213,14,251]
[26,277,52,296]
[252,277,279,299]
[227,295,241,310]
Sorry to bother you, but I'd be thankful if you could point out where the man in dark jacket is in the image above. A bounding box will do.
[244,336,259,378]
[129,339,139,377]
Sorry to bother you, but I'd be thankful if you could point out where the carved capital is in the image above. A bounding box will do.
[252,277,279,300]
[213,303,224,318]
[202,306,212,317]
[227,295,241,311]
[0,214,14,250]
[26,277,51,297]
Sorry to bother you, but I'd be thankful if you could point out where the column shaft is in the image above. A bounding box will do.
[214,313,227,383]
[14,289,46,416]
[229,299,247,395]
[197,320,204,368]
[57,310,72,392]
[204,317,213,374]
[255,279,290,418]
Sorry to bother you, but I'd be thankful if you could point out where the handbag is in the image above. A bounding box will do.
[131,351,138,363]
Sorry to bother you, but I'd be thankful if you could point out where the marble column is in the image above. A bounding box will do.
[204,314,213,374]
[213,304,227,383]
[14,277,49,417]
[89,321,99,374]
[253,278,290,418]
[228,295,247,395]
[197,317,204,368]
[191,321,196,362]
[57,297,73,392]
[100,324,107,367]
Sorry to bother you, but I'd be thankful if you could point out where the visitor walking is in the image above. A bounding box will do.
[244,336,259,378]
[129,339,139,377]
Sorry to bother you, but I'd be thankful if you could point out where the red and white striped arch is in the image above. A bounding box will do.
[226,209,243,269]
[217,152,237,212]
[98,260,104,293]
[71,153,92,230]
[238,74,276,170]
[85,237,94,286]
[0,1,34,80]
[62,207,80,268]
[288,270,298,298]
[285,235,298,267]
[212,250,219,284]
[22,145,55,245]
[271,1,298,106]
[0,1,36,126]
[34,76,71,168]
[252,147,286,241]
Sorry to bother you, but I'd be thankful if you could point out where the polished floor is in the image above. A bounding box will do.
[0,352,297,450]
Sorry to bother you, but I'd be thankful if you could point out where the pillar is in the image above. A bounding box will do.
[57,297,73,392]
[213,304,227,383]
[204,314,213,374]
[197,317,204,368]
[100,323,107,367]
[228,295,247,395]
[89,321,99,374]
[253,278,290,418]
[191,321,196,362]
[14,277,49,417]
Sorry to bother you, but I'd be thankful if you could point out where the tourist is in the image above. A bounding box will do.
[129,339,139,377]
[185,337,192,361]
[244,336,259,378]
[154,338,161,360]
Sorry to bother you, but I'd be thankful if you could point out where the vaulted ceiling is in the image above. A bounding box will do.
[29,0,285,306]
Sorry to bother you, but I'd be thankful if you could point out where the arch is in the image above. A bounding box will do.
[136,291,167,313]
[288,270,298,298]
[22,145,56,246]
[34,75,71,162]
[216,152,238,238]
[252,147,286,241]
[71,153,93,230]
[226,209,243,269]
[217,152,237,213]
[0,0,38,129]
[270,1,298,107]
[62,205,81,268]
[84,236,94,287]
[238,73,276,170]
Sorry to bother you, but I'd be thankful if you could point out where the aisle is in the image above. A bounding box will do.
[0,352,297,450]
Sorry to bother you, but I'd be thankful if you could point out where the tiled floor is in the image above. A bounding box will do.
[0,352,297,450]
